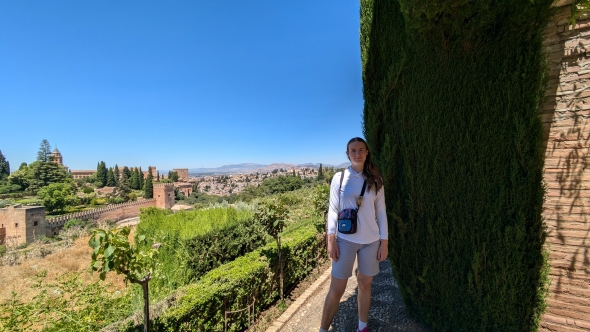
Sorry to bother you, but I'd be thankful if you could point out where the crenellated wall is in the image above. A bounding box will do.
[45,199,156,235]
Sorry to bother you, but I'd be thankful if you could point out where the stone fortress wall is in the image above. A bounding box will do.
[0,191,176,246]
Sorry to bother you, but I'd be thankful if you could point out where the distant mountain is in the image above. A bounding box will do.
[185,162,350,176]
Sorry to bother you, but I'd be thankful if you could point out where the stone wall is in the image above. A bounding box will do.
[45,199,156,235]
[541,4,590,331]
[0,205,46,246]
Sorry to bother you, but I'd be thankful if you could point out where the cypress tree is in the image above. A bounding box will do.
[113,164,120,185]
[361,1,552,330]
[117,169,131,201]
[144,167,153,199]
[106,167,116,186]
[130,168,140,190]
[317,163,323,180]
[123,166,131,181]
[96,161,107,188]
[138,166,144,190]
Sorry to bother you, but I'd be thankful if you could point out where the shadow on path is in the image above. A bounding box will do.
[330,260,430,332]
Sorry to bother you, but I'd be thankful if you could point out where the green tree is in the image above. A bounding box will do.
[117,169,132,201]
[106,167,116,187]
[18,162,27,170]
[168,171,179,182]
[89,227,160,332]
[123,166,131,181]
[7,168,29,191]
[138,167,144,190]
[113,164,120,186]
[37,182,77,213]
[360,1,552,330]
[96,161,107,188]
[317,163,323,180]
[143,167,154,199]
[36,139,52,162]
[25,161,70,193]
[0,150,9,181]
[254,199,287,300]
[130,168,140,190]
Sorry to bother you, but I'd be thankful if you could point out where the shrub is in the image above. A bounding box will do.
[136,207,266,300]
[360,1,553,330]
[109,221,325,332]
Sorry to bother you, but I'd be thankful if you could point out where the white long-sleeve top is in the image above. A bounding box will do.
[327,167,388,244]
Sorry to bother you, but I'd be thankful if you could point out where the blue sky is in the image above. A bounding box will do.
[0,1,364,170]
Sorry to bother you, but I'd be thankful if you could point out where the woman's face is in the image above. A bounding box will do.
[346,141,368,168]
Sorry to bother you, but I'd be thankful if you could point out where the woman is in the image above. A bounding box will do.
[319,137,388,332]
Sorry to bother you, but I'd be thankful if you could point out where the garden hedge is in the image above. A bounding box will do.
[107,219,325,332]
[360,0,554,331]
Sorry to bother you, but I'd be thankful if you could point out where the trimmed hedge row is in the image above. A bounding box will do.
[360,1,553,331]
[137,207,266,296]
[109,219,325,332]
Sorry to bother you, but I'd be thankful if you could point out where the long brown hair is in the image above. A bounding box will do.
[347,137,383,193]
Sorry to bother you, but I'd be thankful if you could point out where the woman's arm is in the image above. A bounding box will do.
[375,186,388,240]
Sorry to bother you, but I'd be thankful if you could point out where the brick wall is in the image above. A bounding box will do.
[541,5,590,331]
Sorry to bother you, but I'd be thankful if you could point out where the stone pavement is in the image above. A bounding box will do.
[267,259,431,332]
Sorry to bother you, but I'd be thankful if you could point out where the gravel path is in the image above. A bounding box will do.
[276,258,430,332]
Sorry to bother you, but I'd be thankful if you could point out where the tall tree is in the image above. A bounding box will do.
[117,169,131,201]
[37,139,52,162]
[96,161,107,188]
[129,168,139,190]
[123,166,131,180]
[138,167,144,190]
[0,150,9,179]
[144,167,154,199]
[106,167,116,186]
[317,163,324,180]
[113,164,120,185]
[360,1,552,330]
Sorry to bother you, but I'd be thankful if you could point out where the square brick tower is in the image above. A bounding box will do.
[153,183,175,209]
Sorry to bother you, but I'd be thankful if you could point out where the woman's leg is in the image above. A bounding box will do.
[320,276,348,330]
[355,240,381,326]
[356,272,373,323]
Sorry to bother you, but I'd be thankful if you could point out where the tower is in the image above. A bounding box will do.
[153,183,175,209]
[50,147,63,166]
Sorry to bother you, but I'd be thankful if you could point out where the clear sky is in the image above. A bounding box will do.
[0,1,365,170]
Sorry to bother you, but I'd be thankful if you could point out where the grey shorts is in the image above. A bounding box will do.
[331,237,380,279]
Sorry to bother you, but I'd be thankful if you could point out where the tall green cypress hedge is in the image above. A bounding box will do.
[361,1,554,331]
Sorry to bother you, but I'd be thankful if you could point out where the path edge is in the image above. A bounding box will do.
[265,264,332,332]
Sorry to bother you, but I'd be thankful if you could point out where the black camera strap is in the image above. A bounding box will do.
[338,170,367,212]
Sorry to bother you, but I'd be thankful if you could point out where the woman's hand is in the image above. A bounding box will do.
[377,239,388,261]
[327,234,339,262]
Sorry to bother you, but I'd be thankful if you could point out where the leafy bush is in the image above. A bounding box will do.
[82,186,94,194]
[63,218,87,230]
[110,221,325,332]
[0,271,132,332]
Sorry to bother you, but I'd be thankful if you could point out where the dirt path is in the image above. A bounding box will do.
[270,259,431,332]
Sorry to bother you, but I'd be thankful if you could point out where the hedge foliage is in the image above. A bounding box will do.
[137,206,266,299]
[111,221,325,332]
[361,1,553,331]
